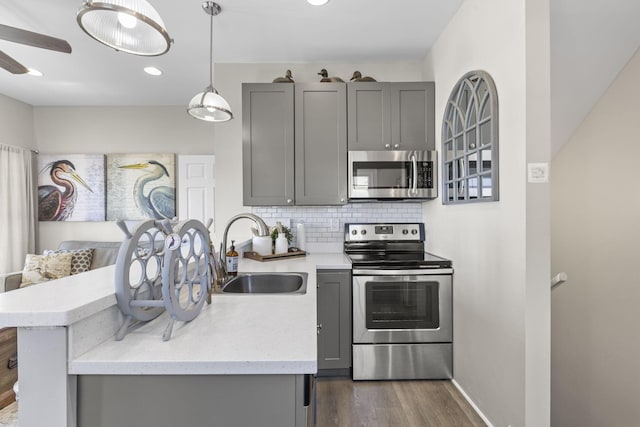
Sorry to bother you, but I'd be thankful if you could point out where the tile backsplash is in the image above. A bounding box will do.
[252,203,423,253]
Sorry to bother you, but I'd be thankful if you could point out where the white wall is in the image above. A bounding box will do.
[0,93,34,149]
[32,62,422,251]
[422,0,550,425]
[551,47,640,427]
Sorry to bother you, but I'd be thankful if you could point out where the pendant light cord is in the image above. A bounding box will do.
[209,10,214,87]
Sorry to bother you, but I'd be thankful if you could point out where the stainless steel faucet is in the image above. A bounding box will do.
[218,213,269,284]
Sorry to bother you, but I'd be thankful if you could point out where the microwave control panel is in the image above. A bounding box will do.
[416,162,433,189]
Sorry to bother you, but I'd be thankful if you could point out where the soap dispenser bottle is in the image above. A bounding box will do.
[226,240,239,277]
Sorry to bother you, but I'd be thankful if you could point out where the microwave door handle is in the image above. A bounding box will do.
[410,154,418,195]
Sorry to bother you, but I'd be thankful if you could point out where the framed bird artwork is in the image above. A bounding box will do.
[106,153,176,221]
[37,154,106,222]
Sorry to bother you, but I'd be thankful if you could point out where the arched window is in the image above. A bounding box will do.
[442,70,499,204]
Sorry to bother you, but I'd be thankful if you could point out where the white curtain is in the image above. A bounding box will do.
[0,144,37,274]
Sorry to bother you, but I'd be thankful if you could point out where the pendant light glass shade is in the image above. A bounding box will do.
[187,1,233,122]
[188,2,233,122]
[188,84,233,122]
[77,0,172,56]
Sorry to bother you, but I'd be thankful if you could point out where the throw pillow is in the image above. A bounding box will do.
[44,248,94,275]
[20,252,73,287]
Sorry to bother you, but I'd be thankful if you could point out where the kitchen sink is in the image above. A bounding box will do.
[220,272,308,295]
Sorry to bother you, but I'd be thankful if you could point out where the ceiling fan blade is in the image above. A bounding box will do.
[0,50,28,74]
[0,24,71,54]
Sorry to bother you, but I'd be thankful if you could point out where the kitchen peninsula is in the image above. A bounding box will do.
[0,253,350,427]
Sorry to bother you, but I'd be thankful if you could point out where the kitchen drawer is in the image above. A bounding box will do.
[0,328,17,409]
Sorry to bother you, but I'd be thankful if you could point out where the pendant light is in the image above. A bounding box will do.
[77,0,172,56]
[187,2,233,122]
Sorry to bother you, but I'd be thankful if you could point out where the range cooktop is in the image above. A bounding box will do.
[344,222,452,269]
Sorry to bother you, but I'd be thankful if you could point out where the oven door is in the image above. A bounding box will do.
[353,273,452,344]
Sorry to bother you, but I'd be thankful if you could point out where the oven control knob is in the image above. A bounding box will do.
[351,230,357,235]
[402,229,408,235]
[411,229,418,235]
[361,230,367,235]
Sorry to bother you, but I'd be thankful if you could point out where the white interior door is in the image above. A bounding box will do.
[178,155,215,230]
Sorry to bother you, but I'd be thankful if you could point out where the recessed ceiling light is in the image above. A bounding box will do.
[307,0,329,5]
[27,68,43,77]
[144,66,162,76]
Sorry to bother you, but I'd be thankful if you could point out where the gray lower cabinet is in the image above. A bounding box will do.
[242,82,347,206]
[78,374,313,427]
[347,81,435,151]
[317,269,351,375]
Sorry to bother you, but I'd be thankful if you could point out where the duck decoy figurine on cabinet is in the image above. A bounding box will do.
[350,71,376,82]
[273,69,294,83]
[318,68,344,82]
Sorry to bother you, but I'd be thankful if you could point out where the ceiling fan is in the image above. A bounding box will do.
[0,23,71,74]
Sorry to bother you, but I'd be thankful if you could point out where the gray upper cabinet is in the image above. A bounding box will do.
[347,81,435,151]
[347,83,391,150]
[243,83,347,206]
[243,83,295,206]
[294,83,348,205]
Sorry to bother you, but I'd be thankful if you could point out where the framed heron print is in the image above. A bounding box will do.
[37,154,106,221]
[106,153,176,221]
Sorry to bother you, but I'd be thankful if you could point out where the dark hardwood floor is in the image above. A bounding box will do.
[316,378,486,427]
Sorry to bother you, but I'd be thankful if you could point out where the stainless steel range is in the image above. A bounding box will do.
[344,222,453,380]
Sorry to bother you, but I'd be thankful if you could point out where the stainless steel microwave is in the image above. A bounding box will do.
[348,150,438,200]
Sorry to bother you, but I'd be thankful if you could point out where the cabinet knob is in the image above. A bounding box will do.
[394,144,400,149]
[287,199,292,204]
[340,198,346,203]
[384,144,391,149]
[317,323,323,334]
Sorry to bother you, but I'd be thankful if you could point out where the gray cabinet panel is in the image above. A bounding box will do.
[391,82,435,150]
[242,83,294,206]
[294,83,348,205]
[347,83,391,150]
[78,374,308,427]
[317,270,352,372]
[347,81,435,151]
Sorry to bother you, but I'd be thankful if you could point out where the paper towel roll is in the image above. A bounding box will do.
[296,223,306,252]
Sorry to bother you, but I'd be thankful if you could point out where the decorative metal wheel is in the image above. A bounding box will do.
[114,219,167,323]
[162,219,211,322]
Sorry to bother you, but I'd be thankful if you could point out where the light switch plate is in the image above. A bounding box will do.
[527,162,549,183]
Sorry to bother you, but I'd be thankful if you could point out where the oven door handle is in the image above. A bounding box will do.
[352,268,453,276]
[410,154,418,195]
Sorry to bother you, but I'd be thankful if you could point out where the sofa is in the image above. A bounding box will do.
[2,240,122,293]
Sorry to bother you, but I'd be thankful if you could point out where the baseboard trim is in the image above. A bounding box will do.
[452,379,494,427]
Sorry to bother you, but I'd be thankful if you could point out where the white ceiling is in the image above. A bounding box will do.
[1,0,639,156]
[0,0,463,106]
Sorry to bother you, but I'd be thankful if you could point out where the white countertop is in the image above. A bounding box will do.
[69,252,350,375]
[0,266,118,327]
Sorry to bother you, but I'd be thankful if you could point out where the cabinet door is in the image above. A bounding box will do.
[347,82,391,150]
[242,83,295,206]
[317,270,352,371]
[294,83,347,205]
[391,82,436,150]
